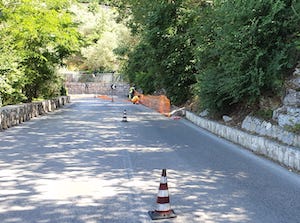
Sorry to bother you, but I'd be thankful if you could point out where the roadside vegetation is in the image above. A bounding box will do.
[0,0,130,105]
[111,0,300,118]
[1,0,299,122]
[0,0,81,104]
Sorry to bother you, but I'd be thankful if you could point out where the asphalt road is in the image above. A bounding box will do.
[0,96,299,223]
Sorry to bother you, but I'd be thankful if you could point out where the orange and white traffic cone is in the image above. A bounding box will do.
[148,169,177,220]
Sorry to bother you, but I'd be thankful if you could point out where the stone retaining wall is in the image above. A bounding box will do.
[0,96,70,131]
[186,111,300,172]
[65,82,129,96]
[273,66,300,127]
[242,115,300,148]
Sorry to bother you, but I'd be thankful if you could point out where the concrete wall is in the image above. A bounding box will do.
[0,96,70,131]
[186,111,300,172]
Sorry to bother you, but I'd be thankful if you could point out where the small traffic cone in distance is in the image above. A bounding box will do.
[121,109,128,122]
[148,169,177,220]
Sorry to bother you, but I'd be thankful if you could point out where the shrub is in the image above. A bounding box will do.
[194,0,300,115]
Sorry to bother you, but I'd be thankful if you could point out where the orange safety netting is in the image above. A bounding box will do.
[97,93,171,116]
[138,94,171,116]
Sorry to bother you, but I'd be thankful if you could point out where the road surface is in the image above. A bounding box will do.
[0,96,299,223]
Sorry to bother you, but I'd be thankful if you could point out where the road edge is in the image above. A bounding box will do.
[185,111,300,173]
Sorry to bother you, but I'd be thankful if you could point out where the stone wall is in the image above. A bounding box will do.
[273,66,300,127]
[65,82,130,97]
[242,115,300,148]
[0,96,70,131]
[186,111,300,172]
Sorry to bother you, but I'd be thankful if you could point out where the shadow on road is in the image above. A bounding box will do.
[0,97,298,223]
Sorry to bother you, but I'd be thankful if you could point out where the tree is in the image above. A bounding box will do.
[1,0,81,103]
[0,1,27,105]
[68,3,131,72]
[193,0,300,114]
[114,0,198,105]
[87,0,300,112]
[0,35,26,105]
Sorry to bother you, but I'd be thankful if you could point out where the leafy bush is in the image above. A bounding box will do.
[122,1,196,105]
[194,0,300,114]
[0,36,26,106]
[285,123,300,134]
[254,109,273,121]
[1,0,81,104]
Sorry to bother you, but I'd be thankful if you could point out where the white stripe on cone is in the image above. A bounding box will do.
[148,169,177,220]
[156,203,171,212]
[158,190,169,197]
[160,176,167,183]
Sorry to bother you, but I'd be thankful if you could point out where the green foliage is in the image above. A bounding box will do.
[194,0,300,114]
[0,35,27,106]
[285,123,300,134]
[120,0,197,105]
[113,0,299,111]
[4,0,297,114]
[69,3,131,72]
[0,0,81,104]
[124,42,156,90]
[254,109,273,121]
[134,72,156,94]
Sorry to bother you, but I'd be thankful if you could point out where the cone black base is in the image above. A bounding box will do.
[148,210,177,220]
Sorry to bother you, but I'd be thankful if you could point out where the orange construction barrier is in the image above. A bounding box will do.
[138,94,171,115]
[96,92,171,116]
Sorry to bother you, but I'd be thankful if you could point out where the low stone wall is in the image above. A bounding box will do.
[186,111,300,172]
[0,96,70,131]
[65,82,129,96]
[273,66,300,127]
[242,115,300,148]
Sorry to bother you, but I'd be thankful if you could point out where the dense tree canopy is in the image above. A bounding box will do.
[112,0,199,104]
[0,0,81,104]
[68,3,132,72]
[194,0,300,114]
[110,0,300,113]
[1,0,299,116]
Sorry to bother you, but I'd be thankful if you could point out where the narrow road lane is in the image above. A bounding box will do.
[0,96,299,223]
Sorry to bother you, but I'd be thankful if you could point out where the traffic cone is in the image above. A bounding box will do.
[148,169,177,220]
[121,109,128,122]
